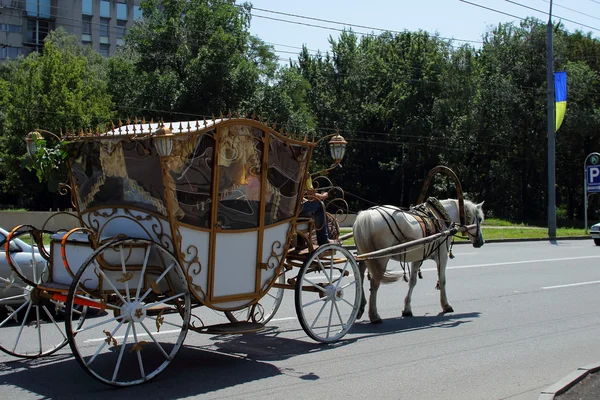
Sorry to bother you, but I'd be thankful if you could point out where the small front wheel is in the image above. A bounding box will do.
[294,244,361,343]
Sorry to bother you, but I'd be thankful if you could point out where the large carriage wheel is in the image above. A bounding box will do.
[65,237,191,387]
[224,271,285,324]
[0,225,86,358]
[294,243,361,343]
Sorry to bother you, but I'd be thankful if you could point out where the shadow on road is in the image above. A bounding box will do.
[0,325,354,398]
[350,311,482,338]
[208,325,356,362]
[0,343,285,399]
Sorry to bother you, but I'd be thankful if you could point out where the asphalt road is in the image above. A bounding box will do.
[1,239,600,399]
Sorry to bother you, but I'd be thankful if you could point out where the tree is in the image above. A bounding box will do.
[0,28,114,209]
[111,0,279,120]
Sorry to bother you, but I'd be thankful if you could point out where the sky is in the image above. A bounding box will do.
[244,0,600,63]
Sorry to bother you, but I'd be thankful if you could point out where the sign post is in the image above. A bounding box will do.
[584,152,600,234]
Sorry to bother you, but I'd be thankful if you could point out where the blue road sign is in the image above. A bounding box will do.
[587,165,600,192]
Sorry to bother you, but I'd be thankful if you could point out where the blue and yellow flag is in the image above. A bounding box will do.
[555,71,567,131]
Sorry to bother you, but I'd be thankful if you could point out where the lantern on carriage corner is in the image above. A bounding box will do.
[153,125,174,157]
[328,133,347,164]
[24,131,43,157]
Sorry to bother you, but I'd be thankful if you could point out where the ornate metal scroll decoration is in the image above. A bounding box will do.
[266,240,284,270]
[174,228,206,300]
[103,330,118,348]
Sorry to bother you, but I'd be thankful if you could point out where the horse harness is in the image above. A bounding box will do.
[369,197,455,282]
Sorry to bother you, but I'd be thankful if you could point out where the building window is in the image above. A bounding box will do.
[26,0,51,18]
[0,46,22,59]
[82,15,92,35]
[100,0,110,18]
[26,19,49,45]
[99,43,109,57]
[116,2,127,20]
[1,24,22,33]
[82,0,93,15]
[116,19,126,39]
[99,17,109,37]
[133,5,142,21]
[8,46,22,58]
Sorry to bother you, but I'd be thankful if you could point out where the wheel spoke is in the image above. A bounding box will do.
[86,320,124,367]
[315,258,332,284]
[309,299,329,329]
[12,301,32,352]
[326,298,334,338]
[341,280,356,290]
[0,276,26,290]
[0,301,28,328]
[333,301,345,329]
[111,323,131,382]
[139,321,170,360]
[139,262,176,303]
[119,245,131,300]
[75,315,125,335]
[142,291,187,310]
[42,305,67,341]
[303,296,326,309]
[30,239,38,283]
[335,260,351,290]
[35,305,43,355]
[301,276,326,293]
[131,323,146,379]
[94,265,127,304]
[146,316,183,329]
[341,298,356,308]
[329,254,334,284]
[0,294,27,303]
[135,246,152,301]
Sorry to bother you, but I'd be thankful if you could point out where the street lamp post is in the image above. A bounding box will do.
[547,0,556,239]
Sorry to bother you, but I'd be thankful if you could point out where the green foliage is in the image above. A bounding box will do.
[0,28,114,209]
[20,137,70,193]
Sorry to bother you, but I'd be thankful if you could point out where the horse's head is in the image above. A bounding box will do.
[464,200,485,248]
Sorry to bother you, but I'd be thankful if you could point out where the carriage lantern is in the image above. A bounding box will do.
[25,131,43,157]
[153,125,174,157]
[328,134,347,164]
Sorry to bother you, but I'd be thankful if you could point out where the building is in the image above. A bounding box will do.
[0,0,142,61]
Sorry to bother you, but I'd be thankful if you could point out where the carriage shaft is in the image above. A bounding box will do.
[354,224,475,261]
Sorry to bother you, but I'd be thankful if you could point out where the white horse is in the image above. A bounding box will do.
[353,198,485,323]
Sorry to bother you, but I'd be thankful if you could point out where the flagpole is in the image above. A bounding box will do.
[547,0,556,239]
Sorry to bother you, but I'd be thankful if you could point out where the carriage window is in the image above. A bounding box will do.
[69,140,168,216]
[264,135,309,225]
[215,125,264,230]
[168,132,215,228]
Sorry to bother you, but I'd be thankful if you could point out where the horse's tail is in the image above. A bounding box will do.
[354,209,402,284]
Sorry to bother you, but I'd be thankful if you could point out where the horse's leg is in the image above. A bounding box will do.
[357,260,367,320]
[402,261,421,317]
[366,257,387,324]
[368,274,382,324]
[438,243,454,313]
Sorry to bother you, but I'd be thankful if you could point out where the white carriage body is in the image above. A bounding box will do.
[60,118,314,311]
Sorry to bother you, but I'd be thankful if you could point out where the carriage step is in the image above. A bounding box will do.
[193,321,265,335]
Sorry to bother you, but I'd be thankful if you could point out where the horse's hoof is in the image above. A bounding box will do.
[370,318,383,324]
[357,309,364,320]
[442,306,454,313]
[402,311,413,317]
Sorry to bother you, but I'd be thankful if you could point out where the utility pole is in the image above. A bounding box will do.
[547,0,556,239]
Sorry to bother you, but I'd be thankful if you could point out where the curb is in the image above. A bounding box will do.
[538,363,600,399]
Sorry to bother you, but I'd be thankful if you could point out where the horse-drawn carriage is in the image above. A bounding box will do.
[0,115,485,387]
